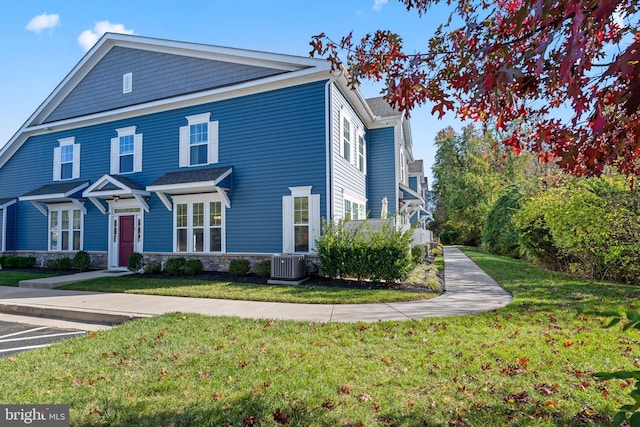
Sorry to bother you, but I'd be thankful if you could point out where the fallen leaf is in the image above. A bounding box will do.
[504,391,529,404]
[160,368,169,380]
[338,384,352,395]
[359,393,372,402]
[273,408,291,425]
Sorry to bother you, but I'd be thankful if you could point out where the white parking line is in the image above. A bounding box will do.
[0,344,51,354]
[0,331,85,344]
[0,326,49,339]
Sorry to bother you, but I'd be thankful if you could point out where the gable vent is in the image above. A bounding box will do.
[123,72,132,94]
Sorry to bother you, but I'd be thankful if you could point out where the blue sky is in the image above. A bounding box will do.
[0,0,464,186]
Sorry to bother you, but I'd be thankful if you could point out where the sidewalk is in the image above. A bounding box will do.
[0,247,512,324]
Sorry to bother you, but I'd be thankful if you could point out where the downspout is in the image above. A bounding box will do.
[325,78,335,222]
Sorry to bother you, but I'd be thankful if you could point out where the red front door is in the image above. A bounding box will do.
[118,215,135,267]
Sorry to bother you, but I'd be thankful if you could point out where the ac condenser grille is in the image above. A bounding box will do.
[271,254,306,280]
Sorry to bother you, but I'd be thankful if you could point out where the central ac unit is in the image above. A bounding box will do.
[271,254,307,280]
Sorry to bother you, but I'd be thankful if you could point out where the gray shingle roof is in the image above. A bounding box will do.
[408,160,424,174]
[111,175,145,191]
[149,167,232,187]
[21,181,89,197]
[366,97,402,118]
[0,198,15,207]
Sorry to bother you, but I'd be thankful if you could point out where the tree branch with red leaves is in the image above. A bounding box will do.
[310,0,640,177]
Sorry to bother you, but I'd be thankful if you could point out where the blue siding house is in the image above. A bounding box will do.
[0,34,428,270]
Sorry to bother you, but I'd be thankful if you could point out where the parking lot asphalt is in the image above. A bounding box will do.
[0,316,90,357]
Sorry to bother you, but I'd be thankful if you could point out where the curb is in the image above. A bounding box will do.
[0,303,145,325]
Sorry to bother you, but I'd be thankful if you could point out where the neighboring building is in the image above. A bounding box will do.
[0,33,430,270]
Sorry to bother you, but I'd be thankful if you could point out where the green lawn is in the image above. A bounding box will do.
[0,271,57,286]
[0,248,637,426]
[58,275,437,305]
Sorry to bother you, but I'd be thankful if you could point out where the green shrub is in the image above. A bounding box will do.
[17,256,36,269]
[515,176,640,283]
[0,257,7,268]
[144,260,162,275]
[411,245,426,264]
[5,256,19,269]
[482,185,524,258]
[165,258,185,276]
[72,251,91,271]
[184,259,203,276]
[56,257,72,271]
[229,259,250,276]
[253,260,271,277]
[46,259,58,270]
[316,219,414,283]
[128,252,144,272]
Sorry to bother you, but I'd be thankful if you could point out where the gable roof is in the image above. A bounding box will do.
[408,160,424,175]
[0,33,332,169]
[366,97,402,119]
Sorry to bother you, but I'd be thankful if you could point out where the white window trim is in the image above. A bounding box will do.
[179,113,219,167]
[357,132,366,174]
[339,107,366,173]
[172,193,226,253]
[111,126,143,175]
[47,202,84,252]
[342,191,367,221]
[53,137,80,181]
[282,186,320,254]
[340,110,352,163]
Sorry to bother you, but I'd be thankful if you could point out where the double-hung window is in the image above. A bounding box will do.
[49,205,82,251]
[282,186,320,253]
[341,116,351,162]
[293,196,309,252]
[357,134,366,173]
[343,193,366,221]
[111,126,142,174]
[344,200,358,221]
[53,137,80,181]
[174,195,225,253]
[179,113,219,167]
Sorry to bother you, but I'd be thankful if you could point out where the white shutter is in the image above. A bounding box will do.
[110,137,119,174]
[179,125,189,167]
[72,143,81,179]
[208,120,219,164]
[282,195,293,253]
[310,194,321,252]
[134,133,143,172]
[53,147,61,181]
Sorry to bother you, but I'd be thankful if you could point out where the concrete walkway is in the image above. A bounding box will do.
[0,247,512,324]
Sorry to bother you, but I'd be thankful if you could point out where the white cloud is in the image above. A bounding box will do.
[25,13,60,34]
[77,21,134,51]
[373,0,389,11]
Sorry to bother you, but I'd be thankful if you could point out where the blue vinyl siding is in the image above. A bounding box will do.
[46,47,286,123]
[0,80,328,254]
[367,127,396,218]
[409,176,418,192]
